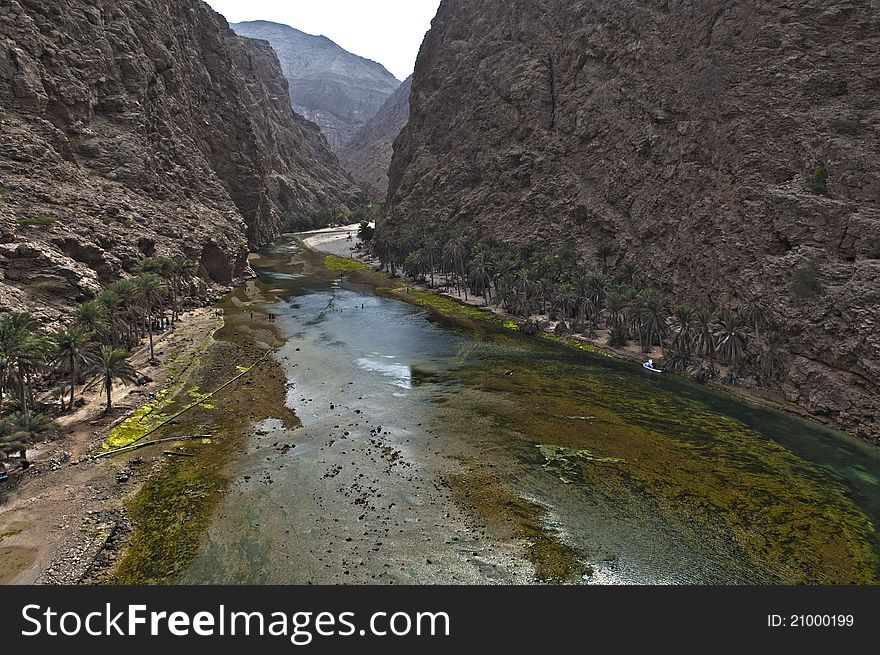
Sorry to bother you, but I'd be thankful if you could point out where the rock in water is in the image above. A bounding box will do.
[0,0,365,320]
[384,0,880,443]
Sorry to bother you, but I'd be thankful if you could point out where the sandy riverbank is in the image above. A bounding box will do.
[0,306,224,584]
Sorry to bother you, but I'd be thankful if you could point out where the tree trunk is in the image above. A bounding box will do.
[105,372,112,412]
[147,304,155,362]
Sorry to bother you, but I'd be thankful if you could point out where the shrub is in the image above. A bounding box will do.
[806,165,828,195]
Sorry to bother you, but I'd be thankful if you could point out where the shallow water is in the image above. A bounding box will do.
[182,237,880,584]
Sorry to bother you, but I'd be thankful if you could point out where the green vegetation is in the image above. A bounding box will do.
[357,221,375,243]
[104,389,172,450]
[0,528,23,543]
[456,351,877,583]
[284,204,380,233]
[0,256,205,465]
[16,215,57,227]
[369,225,787,389]
[806,164,829,195]
[324,255,370,272]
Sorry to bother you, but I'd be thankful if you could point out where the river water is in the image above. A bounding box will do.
[181,236,880,585]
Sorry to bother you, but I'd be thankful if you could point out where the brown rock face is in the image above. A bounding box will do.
[0,0,365,319]
[340,76,412,199]
[385,0,880,442]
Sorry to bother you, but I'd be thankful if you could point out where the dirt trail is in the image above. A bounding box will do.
[0,308,221,584]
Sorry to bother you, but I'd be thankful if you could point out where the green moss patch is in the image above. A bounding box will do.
[0,529,23,543]
[324,255,370,272]
[538,444,624,484]
[446,471,587,583]
[103,389,173,450]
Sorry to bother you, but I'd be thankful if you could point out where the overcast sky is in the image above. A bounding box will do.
[204,0,441,80]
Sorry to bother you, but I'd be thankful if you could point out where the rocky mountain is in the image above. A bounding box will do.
[340,76,412,199]
[0,0,364,321]
[385,0,880,442]
[231,20,400,152]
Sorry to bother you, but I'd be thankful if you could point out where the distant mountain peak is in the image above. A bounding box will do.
[232,20,400,151]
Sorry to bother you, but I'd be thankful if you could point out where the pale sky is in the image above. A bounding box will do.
[204,0,441,80]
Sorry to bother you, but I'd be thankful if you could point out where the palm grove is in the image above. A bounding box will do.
[364,224,812,389]
[0,257,198,471]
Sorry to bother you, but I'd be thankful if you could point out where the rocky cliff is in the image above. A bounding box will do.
[340,76,412,199]
[0,0,364,321]
[385,0,880,442]
[231,20,400,152]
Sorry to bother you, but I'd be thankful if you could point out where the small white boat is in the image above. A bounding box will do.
[643,359,663,373]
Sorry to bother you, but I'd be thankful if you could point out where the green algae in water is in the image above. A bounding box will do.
[452,341,879,584]
[114,447,226,585]
[103,389,173,450]
[446,471,587,583]
[538,444,624,485]
[392,287,496,321]
[324,255,370,272]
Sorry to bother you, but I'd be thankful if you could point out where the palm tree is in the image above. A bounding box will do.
[758,330,784,386]
[638,289,668,353]
[618,262,637,286]
[443,233,472,300]
[0,410,51,462]
[605,291,626,330]
[131,273,168,363]
[596,243,617,276]
[553,284,579,320]
[586,276,607,327]
[0,313,52,413]
[404,249,428,281]
[73,300,109,339]
[169,258,197,322]
[468,251,494,304]
[52,326,96,412]
[743,301,769,340]
[423,237,442,287]
[715,310,747,370]
[694,308,716,366]
[87,346,139,412]
[372,231,395,275]
[670,305,695,353]
[97,289,125,347]
[108,278,141,348]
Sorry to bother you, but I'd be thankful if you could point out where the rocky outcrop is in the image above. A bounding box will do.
[385,0,880,442]
[0,0,364,321]
[340,76,412,199]
[231,21,400,152]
